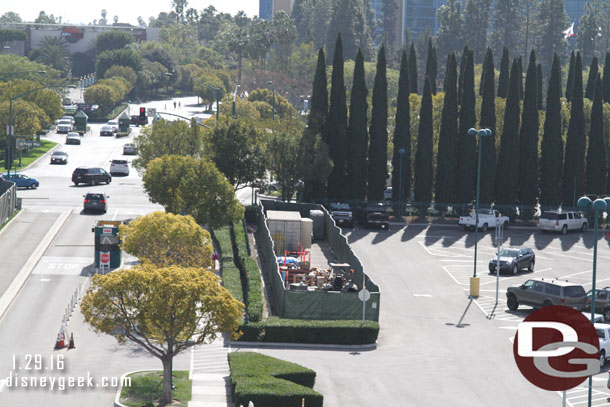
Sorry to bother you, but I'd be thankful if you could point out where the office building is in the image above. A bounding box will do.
[259,0,294,21]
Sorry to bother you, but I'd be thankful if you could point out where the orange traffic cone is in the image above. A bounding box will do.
[68,333,75,349]
[54,333,65,350]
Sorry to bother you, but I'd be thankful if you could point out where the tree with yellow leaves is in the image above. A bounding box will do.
[81,265,243,406]
[119,211,213,269]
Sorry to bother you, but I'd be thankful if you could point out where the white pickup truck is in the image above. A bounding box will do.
[459,209,509,232]
[595,323,610,368]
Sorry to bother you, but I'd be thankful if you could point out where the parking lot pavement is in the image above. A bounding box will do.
[559,385,610,406]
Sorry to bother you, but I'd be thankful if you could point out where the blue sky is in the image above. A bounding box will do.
[0,0,258,26]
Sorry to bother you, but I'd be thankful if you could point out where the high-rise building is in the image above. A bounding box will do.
[404,0,444,42]
[259,0,294,21]
[370,0,406,51]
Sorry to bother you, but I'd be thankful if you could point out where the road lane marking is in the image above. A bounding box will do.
[413,294,432,297]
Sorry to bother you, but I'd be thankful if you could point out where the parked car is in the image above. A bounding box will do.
[360,203,390,229]
[61,115,75,125]
[330,203,353,228]
[50,151,68,164]
[488,247,535,275]
[100,125,114,137]
[83,192,108,213]
[459,208,509,231]
[56,119,73,134]
[1,173,39,189]
[109,159,129,176]
[106,120,119,133]
[596,323,610,367]
[586,288,610,322]
[123,143,137,155]
[506,278,588,311]
[72,167,112,186]
[538,210,588,234]
[65,133,81,145]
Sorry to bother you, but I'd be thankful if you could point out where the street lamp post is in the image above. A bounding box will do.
[468,127,492,297]
[577,196,609,407]
[398,148,406,219]
[268,80,275,120]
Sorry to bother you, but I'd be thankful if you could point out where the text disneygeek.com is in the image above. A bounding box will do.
[2,371,131,391]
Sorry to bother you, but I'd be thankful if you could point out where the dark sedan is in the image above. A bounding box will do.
[83,192,108,213]
[489,247,535,275]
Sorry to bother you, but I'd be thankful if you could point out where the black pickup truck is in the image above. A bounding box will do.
[360,203,390,230]
[130,115,148,126]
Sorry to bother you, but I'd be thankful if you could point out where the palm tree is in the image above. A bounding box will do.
[35,36,71,73]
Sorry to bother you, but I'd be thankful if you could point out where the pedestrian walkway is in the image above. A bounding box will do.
[188,336,234,407]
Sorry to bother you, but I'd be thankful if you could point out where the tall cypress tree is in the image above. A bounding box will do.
[346,48,368,202]
[517,55,524,100]
[586,74,606,195]
[435,53,459,208]
[585,56,598,100]
[495,58,521,209]
[414,76,434,211]
[518,49,540,218]
[458,45,469,105]
[566,50,575,102]
[536,63,544,110]
[455,50,477,207]
[302,48,330,202]
[367,45,388,201]
[561,52,586,208]
[602,51,610,103]
[540,54,564,209]
[497,47,510,98]
[325,34,348,201]
[409,42,418,94]
[425,38,437,94]
[479,47,496,205]
[392,50,412,207]
[479,49,488,96]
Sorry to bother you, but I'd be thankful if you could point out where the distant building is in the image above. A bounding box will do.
[259,0,294,21]
[404,0,443,42]
[0,23,159,57]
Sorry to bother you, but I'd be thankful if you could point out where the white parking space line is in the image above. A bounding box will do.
[558,387,610,406]
[560,270,593,279]
[472,294,523,321]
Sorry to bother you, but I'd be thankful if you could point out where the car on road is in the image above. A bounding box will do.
[65,133,81,145]
[506,278,588,311]
[50,151,68,164]
[61,115,75,125]
[83,192,108,213]
[109,159,129,176]
[100,125,114,137]
[488,247,535,275]
[360,203,390,229]
[537,210,588,234]
[72,167,111,186]
[586,288,610,322]
[56,119,73,134]
[1,173,40,189]
[123,143,137,155]
[106,120,119,133]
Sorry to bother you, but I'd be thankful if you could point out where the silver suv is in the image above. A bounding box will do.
[506,278,588,311]
[537,211,588,234]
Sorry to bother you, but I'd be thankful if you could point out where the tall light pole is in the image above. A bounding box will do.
[577,195,609,407]
[398,148,406,218]
[268,80,275,120]
[232,84,241,117]
[468,127,492,297]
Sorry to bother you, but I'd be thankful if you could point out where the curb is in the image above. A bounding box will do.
[114,369,163,407]
[0,208,71,320]
[230,341,377,351]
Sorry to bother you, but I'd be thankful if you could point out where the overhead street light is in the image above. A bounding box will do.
[468,127,492,297]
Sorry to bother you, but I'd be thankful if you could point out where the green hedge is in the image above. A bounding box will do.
[237,317,379,345]
[232,221,263,322]
[0,30,26,42]
[229,352,323,407]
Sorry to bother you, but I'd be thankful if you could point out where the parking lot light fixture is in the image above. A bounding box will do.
[469,127,492,297]
[578,195,608,407]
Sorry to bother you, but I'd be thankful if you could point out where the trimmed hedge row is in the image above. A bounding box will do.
[232,221,264,322]
[229,352,323,407]
[237,317,379,345]
[212,226,243,303]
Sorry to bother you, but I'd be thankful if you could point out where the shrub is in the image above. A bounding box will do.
[229,352,323,407]
[211,227,243,303]
[231,221,263,322]
[237,317,379,345]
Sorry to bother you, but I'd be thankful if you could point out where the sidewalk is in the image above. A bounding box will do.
[188,259,234,407]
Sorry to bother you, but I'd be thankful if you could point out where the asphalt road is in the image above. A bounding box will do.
[237,224,610,407]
